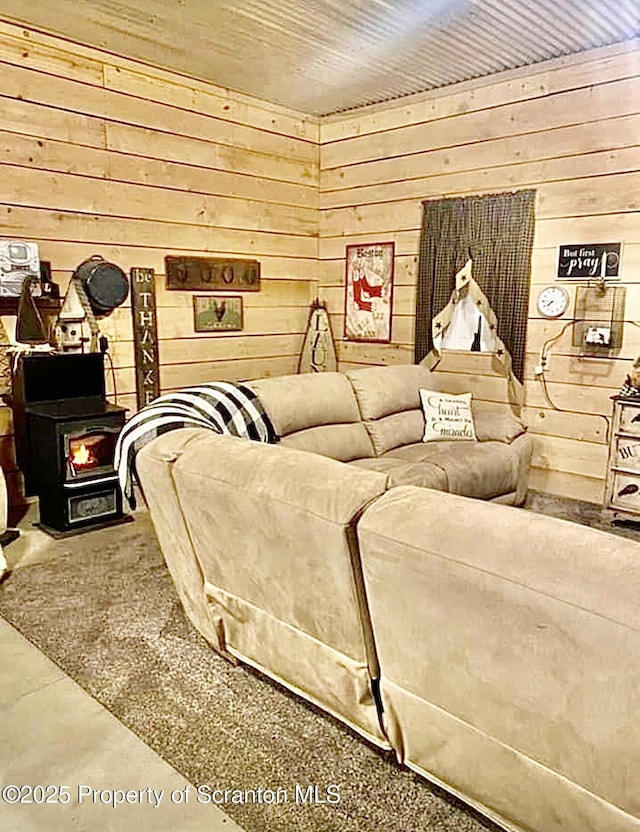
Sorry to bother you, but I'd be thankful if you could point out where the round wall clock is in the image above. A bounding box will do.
[537,286,570,318]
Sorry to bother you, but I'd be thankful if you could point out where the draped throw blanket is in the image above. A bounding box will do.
[114,382,279,509]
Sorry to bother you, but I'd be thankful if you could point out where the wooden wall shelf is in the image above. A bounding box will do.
[0,297,62,315]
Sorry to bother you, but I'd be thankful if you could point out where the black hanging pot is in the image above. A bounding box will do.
[73,255,129,315]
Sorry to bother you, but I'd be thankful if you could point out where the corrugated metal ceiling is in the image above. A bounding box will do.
[2,0,638,114]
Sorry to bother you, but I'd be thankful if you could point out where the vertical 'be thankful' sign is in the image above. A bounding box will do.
[130,267,160,409]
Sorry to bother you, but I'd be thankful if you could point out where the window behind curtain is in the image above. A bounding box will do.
[414,190,536,384]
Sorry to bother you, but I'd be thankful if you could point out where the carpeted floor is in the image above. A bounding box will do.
[0,491,637,832]
[524,490,640,541]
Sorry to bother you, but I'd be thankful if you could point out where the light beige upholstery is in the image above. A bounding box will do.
[346,365,434,454]
[473,410,527,443]
[248,365,530,504]
[348,455,449,490]
[135,371,638,832]
[137,429,389,746]
[345,365,528,444]
[134,428,226,653]
[383,434,530,501]
[343,365,531,504]
[347,364,434,421]
[248,372,375,461]
[357,486,640,832]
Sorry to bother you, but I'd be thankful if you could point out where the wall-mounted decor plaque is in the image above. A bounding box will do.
[344,242,394,343]
[165,256,260,291]
[557,243,621,279]
[193,295,243,332]
[130,267,160,408]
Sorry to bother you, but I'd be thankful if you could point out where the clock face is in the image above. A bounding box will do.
[537,286,569,318]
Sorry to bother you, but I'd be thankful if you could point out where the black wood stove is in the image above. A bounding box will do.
[13,353,128,535]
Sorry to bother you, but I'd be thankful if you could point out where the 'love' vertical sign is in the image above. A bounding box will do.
[130,267,160,409]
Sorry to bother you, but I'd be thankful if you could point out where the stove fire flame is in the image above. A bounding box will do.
[70,443,96,468]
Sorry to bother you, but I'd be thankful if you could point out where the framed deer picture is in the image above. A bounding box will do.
[344,242,394,342]
[193,295,243,332]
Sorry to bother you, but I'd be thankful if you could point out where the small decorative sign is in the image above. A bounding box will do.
[617,440,640,470]
[166,256,260,291]
[557,243,621,279]
[130,267,160,408]
[344,242,394,342]
[193,295,243,332]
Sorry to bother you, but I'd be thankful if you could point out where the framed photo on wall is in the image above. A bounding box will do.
[193,295,243,332]
[344,242,394,342]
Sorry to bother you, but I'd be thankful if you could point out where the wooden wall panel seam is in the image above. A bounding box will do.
[320,41,639,141]
[319,146,640,208]
[1,165,318,236]
[321,110,640,175]
[0,205,319,259]
[0,99,317,186]
[0,61,317,164]
[319,116,640,193]
[0,134,318,209]
[319,154,640,213]
[0,20,321,139]
[0,203,316,239]
[320,76,640,169]
[320,48,640,147]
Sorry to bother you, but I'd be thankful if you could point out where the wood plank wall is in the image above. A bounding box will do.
[0,20,319,511]
[0,20,637,511]
[318,41,640,504]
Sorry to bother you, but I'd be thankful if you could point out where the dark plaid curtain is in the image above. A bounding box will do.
[414,190,536,382]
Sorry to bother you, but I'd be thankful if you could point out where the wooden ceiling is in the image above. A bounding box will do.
[2,0,639,114]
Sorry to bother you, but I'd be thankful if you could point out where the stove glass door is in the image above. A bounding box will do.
[65,427,119,479]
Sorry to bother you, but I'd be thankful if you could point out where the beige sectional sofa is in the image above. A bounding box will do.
[249,364,532,504]
[135,365,639,832]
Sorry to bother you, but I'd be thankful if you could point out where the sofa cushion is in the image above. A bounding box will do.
[420,390,477,442]
[281,423,375,462]
[357,485,640,830]
[357,409,425,457]
[473,410,527,444]
[347,365,527,455]
[347,365,435,455]
[384,440,523,500]
[347,364,434,420]
[348,456,448,491]
[248,372,375,461]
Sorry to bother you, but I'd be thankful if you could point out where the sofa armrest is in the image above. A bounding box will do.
[136,428,228,652]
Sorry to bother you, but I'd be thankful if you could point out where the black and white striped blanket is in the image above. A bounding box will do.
[619,377,640,399]
[114,382,278,509]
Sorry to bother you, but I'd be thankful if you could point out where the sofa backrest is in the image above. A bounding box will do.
[357,484,640,831]
[247,372,375,461]
[346,365,435,455]
[139,430,389,745]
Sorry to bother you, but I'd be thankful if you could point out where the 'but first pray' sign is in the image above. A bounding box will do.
[557,243,621,279]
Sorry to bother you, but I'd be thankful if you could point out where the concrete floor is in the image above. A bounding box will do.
[0,505,245,832]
